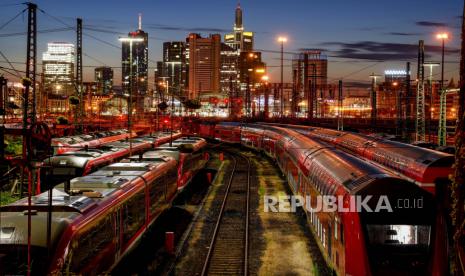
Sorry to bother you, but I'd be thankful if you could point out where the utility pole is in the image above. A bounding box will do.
[337,80,343,131]
[311,64,317,119]
[404,62,411,140]
[396,81,402,136]
[416,40,426,142]
[437,33,448,146]
[246,76,251,117]
[292,69,298,117]
[451,2,465,274]
[264,81,269,119]
[369,73,381,129]
[23,4,37,276]
[76,18,83,133]
[229,76,233,118]
[303,53,311,120]
[0,76,6,122]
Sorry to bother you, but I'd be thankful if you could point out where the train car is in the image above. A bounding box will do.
[51,129,133,155]
[41,132,181,187]
[213,121,242,143]
[127,137,208,190]
[266,123,454,194]
[0,137,207,275]
[216,122,447,276]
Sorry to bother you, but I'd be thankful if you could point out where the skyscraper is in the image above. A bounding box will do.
[187,33,221,99]
[43,42,75,96]
[121,14,148,112]
[220,43,240,97]
[224,3,254,52]
[94,66,113,95]
[162,41,188,98]
[293,50,328,113]
[42,42,75,113]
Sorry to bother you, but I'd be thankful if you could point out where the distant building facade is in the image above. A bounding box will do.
[94,66,113,95]
[187,33,221,99]
[162,41,188,98]
[42,42,75,113]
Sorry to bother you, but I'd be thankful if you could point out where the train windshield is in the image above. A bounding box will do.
[365,224,431,275]
[0,245,49,275]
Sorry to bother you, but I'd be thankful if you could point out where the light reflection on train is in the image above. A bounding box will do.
[211,122,447,276]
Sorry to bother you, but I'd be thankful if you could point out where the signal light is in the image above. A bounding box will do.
[164,119,169,124]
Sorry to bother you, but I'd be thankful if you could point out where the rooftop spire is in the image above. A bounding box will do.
[138,13,142,30]
[235,2,242,28]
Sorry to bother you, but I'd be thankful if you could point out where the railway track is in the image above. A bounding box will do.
[201,149,251,276]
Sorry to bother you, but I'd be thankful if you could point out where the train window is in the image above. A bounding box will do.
[366,225,430,246]
[166,167,178,200]
[150,177,165,214]
[68,215,114,273]
[123,191,146,244]
[365,225,431,271]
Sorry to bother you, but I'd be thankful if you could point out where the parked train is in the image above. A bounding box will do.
[51,129,134,155]
[0,137,207,275]
[213,122,447,276]
[266,123,454,195]
[42,132,183,187]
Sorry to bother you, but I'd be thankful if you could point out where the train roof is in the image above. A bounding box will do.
[1,189,97,214]
[243,124,408,196]
[0,210,75,248]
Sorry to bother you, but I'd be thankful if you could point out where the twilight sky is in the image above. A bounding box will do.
[0,0,463,88]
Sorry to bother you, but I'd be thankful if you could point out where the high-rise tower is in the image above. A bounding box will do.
[224,3,253,52]
[121,14,148,112]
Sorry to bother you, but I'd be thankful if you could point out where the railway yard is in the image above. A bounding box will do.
[111,146,329,275]
[0,122,458,275]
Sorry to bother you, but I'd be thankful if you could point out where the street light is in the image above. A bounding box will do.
[436,33,448,89]
[278,36,287,117]
[422,62,440,141]
[119,36,144,155]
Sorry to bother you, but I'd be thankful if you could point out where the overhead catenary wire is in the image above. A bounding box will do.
[0,50,21,78]
[0,8,26,31]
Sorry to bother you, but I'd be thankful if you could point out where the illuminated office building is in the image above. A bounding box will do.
[224,3,254,52]
[187,33,221,99]
[42,42,75,113]
[121,14,148,112]
[94,66,113,95]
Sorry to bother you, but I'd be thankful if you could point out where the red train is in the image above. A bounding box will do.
[268,124,454,195]
[212,122,447,276]
[51,129,134,155]
[0,137,207,275]
[42,132,183,187]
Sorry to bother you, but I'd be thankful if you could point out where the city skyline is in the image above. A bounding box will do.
[0,0,462,87]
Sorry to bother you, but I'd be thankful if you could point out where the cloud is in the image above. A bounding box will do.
[321,41,459,61]
[415,21,448,27]
[385,32,421,36]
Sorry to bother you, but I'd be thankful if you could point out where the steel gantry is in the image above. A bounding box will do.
[416,40,426,142]
[76,18,83,132]
[438,88,459,146]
